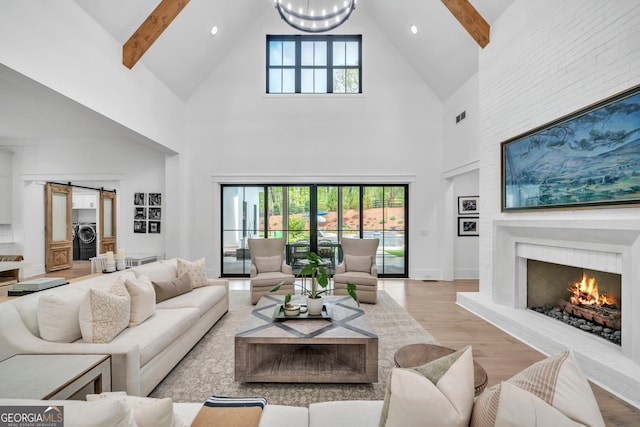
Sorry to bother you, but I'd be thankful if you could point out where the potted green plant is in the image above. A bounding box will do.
[271,251,359,315]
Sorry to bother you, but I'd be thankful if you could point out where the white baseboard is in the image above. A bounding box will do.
[454,268,479,279]
[410,268,442,280]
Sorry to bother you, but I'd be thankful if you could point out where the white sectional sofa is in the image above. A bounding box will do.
[0,397,380,427]
[172,400,382,427]
[0,258,229,397]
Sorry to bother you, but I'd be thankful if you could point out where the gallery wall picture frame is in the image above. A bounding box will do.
[134,192,146,206]
[502,84,640,211]
[134,220,147,234]
[133,192,162,234]
[458,196,479,215]
[148,207,161,220]
[458,217,479,236]
[134,207,147,219]
[149,193,162,206]
[149,221,161,234]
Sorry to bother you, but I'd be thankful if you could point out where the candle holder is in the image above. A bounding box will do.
[105,261,116,273]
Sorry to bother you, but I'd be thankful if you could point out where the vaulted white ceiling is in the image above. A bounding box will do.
[73,0,513,101]
[0,0,512,143]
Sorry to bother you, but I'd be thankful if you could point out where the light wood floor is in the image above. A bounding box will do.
[25,261,94,281]
[379,278,640,427]
[21,269,640,425]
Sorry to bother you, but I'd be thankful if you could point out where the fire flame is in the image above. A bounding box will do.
[569,273,615,306]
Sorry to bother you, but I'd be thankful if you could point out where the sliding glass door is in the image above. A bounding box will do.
[362,186,406,275]
[221,186,264,275]
[221,184,407,277]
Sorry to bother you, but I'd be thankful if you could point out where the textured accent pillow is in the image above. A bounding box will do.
[79,277,131,343]
[152,273,192,303]
[345,254,372,273]
[493,382,587,427]
[471,350,605,427]
[379,346,475,427]
[87,392,185,427]
[177,257,208,288]
[254,255,282,273]
[124,275,156,327]
[37,292,84,342]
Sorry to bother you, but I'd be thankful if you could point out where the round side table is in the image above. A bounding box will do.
[394,343,488,396]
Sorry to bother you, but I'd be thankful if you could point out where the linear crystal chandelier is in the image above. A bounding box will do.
[274,0,357,33]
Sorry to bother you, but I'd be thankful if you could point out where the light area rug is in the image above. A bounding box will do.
[150,290,438,406]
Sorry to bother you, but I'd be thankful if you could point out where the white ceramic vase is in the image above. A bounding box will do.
[306,296,324,316]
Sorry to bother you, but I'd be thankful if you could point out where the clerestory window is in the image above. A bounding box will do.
[267,34,362,94]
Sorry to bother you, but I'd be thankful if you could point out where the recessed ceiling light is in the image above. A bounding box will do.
[210,26,218,36]
[410,25,418,35]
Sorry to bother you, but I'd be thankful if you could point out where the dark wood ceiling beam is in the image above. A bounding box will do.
[122,0,190,69]
[441,0,490,48]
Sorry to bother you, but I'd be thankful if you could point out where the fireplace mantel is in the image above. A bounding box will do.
[492,219,640,246]
[458,218,640,408]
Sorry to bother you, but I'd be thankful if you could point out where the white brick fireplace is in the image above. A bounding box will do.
[457,219,640,408]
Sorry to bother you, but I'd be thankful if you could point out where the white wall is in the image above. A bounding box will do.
[478,0,640,295]
[186,10,445,277]
[0,151,11,225]
[442,73,481,279]
[443,73,480,172]
[0,151,14,253]
[453,171,479,279]
[7,140,165,276]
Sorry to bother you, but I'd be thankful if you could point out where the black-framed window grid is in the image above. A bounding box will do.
[220,184,407,278]
[266,34,362,94]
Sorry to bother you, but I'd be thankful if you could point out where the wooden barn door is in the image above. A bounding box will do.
[45,183,73,272]
[100,191,117,254]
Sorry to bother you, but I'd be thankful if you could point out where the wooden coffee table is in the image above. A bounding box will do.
[235,295,378,383]
[394,343,488,395]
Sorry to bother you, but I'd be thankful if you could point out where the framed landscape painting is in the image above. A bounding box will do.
[501,84,640,211]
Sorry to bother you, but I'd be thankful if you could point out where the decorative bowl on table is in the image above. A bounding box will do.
[283,304,300,316]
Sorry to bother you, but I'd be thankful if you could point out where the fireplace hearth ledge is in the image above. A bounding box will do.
[457,291,640,409]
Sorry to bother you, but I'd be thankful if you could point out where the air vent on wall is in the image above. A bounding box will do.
[456,110,466,123]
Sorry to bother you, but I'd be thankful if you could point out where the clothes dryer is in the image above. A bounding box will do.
[78,223,97,260]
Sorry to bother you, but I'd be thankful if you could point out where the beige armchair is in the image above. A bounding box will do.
[333,238,379,304]
[248,238,295,304]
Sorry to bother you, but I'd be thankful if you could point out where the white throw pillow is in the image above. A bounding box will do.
[37,292,84,342]
[494,382,585,427]
[79,277,131,343]
[471,350,605,427]
[65,398,136,427]
[254,255,282,273]
[177,258,208,288]
[87,392,185,427]
[125,275,156,327]
[345,254,372,273]
[379,346,475,427]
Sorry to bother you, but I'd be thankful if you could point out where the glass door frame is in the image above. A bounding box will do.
[220,183,408,278]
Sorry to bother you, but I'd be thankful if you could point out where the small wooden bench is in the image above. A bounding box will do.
[0,255,24,297]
